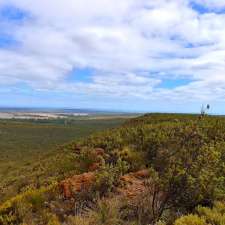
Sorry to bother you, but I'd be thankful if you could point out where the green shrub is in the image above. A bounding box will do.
[0,183,57,224]
[93,158,129,196]
[66,215,91,225]
[174,202,225,225]
[47,214,61,225]
[89,198,122,225]
[116,146,147,171]
[76,147,102,172]
[197,201,225,225]
[25,190,45,211]
[174,214,207,225]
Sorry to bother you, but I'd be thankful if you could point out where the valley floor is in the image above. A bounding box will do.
[0,116,129,202]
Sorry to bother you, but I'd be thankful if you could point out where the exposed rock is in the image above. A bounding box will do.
[59,169,150,200]
[117,169,150,199]
[60,172,95,198]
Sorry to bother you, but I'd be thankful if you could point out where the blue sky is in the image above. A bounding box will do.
[0,0,225,113]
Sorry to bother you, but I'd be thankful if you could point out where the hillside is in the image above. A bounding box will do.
[0,114,225,225]
[0,118,127,203]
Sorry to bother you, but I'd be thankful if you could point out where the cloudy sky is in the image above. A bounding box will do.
[0,0,225,113]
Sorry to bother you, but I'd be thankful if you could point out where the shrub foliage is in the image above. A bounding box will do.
[0,113,225,224]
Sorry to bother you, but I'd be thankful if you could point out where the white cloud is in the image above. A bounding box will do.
[0,0,225,105]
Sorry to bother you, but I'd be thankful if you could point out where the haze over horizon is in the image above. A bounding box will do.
[1,0,225,113]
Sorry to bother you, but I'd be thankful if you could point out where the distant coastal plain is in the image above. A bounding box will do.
[0,108,139,120]
[0,112,88,119]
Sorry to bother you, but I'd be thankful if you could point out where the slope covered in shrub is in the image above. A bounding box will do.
[0,113,225,224]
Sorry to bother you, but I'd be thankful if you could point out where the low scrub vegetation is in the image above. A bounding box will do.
[0,118,125,202]
[0,113,225,224]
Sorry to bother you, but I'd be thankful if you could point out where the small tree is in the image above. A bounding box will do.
[200,104,210,116]
[148,124,221,216]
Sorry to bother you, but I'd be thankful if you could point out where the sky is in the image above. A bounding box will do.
[0,0,225,113]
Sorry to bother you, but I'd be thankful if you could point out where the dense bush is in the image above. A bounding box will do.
[174,201,225,225]
[93,158,129,196]
[0,183,58,225]
[174,214,207,225]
